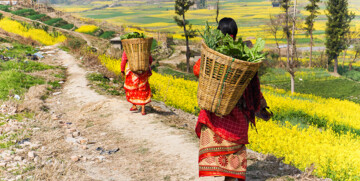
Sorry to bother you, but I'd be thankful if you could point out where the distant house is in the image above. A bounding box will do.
[208,5,215,10]
[0,1,17,5]
[190,4,198,10]
[110,37,122,50]
[108,36,123,58]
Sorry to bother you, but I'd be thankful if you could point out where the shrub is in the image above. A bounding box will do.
[32,22,41,29]
[75,25,99,34]
[52,19,69,28]
[344,70,360,81]
[39,15,51,22]
[99,31,115,39]
[0,5,11,12]
[62,37,86,51]
[11,9,38,17]
[44,18,62,26]
[151,39,157,50]
[176,62,194,72]
[60,24,75,30]
[41,25,49,32]
[27,14,46,20]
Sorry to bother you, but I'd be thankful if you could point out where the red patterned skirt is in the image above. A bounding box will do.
[199,125,247,180]
[124,68,151,105]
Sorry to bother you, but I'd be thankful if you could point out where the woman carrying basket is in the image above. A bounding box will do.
[193,18,271,181]
[121,51,153,115]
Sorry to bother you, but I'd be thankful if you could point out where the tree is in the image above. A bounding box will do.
[342,29,360,67]
[304,0,320,67]
[174,0,197,73]
[267,14,283,61]
[289,0,298,94]
[349,42,360,71]
[348,30,360,71]
[280,0,290,67]
[325,0,355,74]
[215,0,220,24]
[280,0,297,94]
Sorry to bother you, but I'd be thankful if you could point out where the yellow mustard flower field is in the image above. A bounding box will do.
[92,56,360,180]
[0,18,66,45]
[75,25,99,34]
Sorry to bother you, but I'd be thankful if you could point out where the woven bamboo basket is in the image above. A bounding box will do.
[121,37,153,73]
[198,41,262,116]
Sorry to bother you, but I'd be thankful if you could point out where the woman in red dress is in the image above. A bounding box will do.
[194,18,270,181]
[121,51,153,115]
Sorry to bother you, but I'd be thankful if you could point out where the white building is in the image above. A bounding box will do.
[0,1,18,5]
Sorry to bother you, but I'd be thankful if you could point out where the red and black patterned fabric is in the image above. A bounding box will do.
[193,58,263,144]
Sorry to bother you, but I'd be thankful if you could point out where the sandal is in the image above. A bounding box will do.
[141,112,146,115]
[130,107,138,111]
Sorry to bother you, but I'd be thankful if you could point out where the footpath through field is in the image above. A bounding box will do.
[45,46,225,181]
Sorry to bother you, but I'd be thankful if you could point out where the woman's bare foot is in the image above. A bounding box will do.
[130,105,137,111]
[141,105,146,115]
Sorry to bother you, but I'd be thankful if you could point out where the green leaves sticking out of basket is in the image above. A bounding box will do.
[199,22,266,63]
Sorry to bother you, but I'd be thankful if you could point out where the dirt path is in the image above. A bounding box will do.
[41,48,224,181]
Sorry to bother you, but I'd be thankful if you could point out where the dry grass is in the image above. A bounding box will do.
[0,29,40,46]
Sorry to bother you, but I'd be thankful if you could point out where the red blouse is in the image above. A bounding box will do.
[194,58,263,144]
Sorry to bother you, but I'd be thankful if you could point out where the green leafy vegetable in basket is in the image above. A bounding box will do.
[120,32,146,40]
[199,22,266,63]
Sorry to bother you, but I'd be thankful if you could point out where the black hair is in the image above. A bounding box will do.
[217,17,238,39]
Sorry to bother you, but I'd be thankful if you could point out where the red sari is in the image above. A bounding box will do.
[121,51,152,105]
[194,58,263,180]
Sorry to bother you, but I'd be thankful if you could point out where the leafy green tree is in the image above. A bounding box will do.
[304,0,320,67]
[325,0,355,74]
[174,0,197,73]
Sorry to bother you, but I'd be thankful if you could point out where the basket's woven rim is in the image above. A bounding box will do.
[201,41,262,66]
[121,37,153,44]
